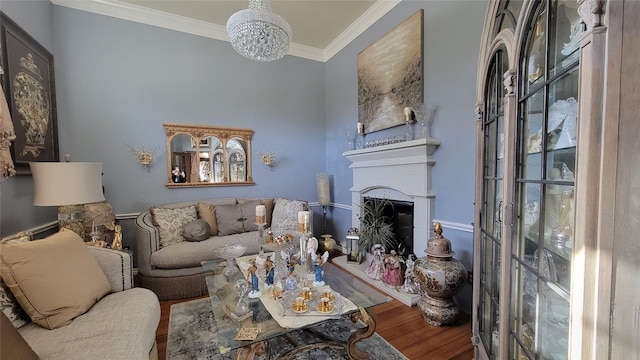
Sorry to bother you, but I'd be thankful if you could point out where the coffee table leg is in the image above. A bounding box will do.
[254,307,378,360]
[235,341,266,360]
[347,307,377,360]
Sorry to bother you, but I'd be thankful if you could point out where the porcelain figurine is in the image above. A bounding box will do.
[283,251,299,290]
[366,244,385,280]
[306,237,318,275]
[264,255,274,287]
[547,97,578,150]
[381,249,404,288]
[311,251,329,287]
[401,254,421,294]
[283,251,298,276]
[247,260,261,299]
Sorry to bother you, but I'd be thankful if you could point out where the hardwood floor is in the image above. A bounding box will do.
[155,296,474,360]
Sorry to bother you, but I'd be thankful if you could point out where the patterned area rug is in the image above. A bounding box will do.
[167,297,408,360]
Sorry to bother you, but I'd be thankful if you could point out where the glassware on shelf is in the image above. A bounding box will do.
[414,104,439,139]
[356,133,365,149]
[345,127,357,151]
[403,120,415,141]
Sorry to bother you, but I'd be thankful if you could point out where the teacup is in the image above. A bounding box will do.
[322,289,334,301]
[293,296,306,311]
[301,287,314,300]
[318,297,332,312]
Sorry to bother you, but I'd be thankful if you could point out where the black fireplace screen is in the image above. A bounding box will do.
[364,197,414,256]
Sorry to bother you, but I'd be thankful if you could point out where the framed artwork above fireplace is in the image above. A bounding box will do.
[357,9,423,134]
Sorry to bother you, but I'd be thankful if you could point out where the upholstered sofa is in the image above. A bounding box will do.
[0,230,160,360]
[135,197,310,300]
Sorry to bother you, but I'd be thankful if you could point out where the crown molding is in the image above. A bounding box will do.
[51,0,230,40]
[51,0,399,63]
[322,0,402,62]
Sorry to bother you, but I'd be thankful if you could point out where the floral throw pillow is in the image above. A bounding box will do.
[150,205,198,248]
[271,198,306,232]
[0,231,32,328]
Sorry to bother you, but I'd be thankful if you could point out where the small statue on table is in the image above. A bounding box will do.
[306,237,318,276]
[311,251,330,287]
[247,260,261,299]
[381,249,404,288]
[283,251,299,290]
[284,251,298,276]
[110,222,123,251]
[264,256,274,288]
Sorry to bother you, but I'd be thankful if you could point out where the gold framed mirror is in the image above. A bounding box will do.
[163,123,254,187]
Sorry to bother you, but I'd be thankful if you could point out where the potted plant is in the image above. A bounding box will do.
[358,198,395,256]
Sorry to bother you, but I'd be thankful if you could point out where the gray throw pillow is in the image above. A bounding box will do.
[237,200,261,232]
[182,219,211,242]
[215,200,262,235]
[215,204,246,236]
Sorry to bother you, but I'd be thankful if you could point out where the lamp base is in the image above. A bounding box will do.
[58,205,87,240]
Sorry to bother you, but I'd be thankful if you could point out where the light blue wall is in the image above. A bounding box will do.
[0,0,485,311]
[51,7,326,216]
[325,0,486,311]
[1,4,326,235]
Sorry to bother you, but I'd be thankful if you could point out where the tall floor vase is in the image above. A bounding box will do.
[414,222,467,326]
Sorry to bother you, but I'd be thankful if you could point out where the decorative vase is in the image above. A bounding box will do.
[318,234,336,255]
[414,222,467,326]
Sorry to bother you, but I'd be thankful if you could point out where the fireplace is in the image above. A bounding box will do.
[363,197,414,255]
[345,138,440,256]
[341,138,440,306]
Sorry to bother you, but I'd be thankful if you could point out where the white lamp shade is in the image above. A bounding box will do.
[30,162,105,206]
[316,172,330,206]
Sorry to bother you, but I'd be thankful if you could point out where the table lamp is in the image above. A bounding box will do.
[30,162,105,241]
[316,172,330,234]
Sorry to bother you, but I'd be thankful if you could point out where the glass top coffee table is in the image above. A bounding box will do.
[201,255,391,360]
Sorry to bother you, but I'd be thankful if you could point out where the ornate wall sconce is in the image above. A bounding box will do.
[257,151,277,167]
[128,145,156,168]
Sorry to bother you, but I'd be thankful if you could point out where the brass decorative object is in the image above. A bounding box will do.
[111,222,123,250]
[128,145,156,168]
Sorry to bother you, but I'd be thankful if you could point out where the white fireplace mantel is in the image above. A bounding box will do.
[344,138,440,256]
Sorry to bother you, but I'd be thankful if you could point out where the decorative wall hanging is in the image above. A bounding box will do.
[357,10,423,134]
[0,12,59,175]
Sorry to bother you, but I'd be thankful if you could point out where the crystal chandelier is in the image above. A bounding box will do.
[227,0,292,62]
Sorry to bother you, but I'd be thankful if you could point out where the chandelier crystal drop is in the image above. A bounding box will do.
[227,0,292,62]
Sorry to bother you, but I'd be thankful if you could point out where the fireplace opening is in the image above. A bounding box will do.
[364,197,414,256]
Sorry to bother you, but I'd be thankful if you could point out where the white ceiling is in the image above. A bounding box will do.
[51,0,402,62]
